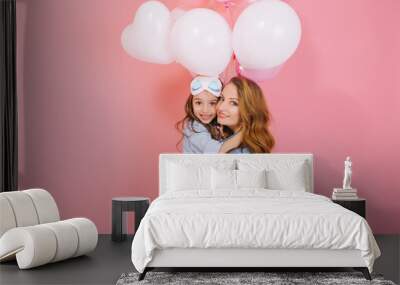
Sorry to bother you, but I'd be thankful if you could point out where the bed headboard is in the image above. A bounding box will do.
[159,153,314,195]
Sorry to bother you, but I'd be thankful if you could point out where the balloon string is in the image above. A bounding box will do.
[224,2,234,28]
[224,2,236,67]
[220,1,238,78]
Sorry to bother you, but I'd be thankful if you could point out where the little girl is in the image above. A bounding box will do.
[176,75,243,153]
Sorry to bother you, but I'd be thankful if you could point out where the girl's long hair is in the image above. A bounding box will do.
[229,76,275,153]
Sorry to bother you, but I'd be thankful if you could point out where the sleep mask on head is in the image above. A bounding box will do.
[190,76,222,97]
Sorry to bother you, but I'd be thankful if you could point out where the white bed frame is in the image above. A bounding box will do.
[141,154,370,280]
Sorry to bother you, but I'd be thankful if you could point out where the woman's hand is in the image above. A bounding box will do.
[218,128,244,153]
[230,129,244,148]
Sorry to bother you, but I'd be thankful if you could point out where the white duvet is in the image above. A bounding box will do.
[131,189,380,273]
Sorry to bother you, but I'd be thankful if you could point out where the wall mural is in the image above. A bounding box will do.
[121,0,302,153]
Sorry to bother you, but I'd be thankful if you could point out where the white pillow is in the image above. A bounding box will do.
[237,169,268,189]
[238,159,308,191]
[266,166,307,191]
[166,159,236,192]
[211,168,268,190]
[211,168,236,190]
[167,162,211,191]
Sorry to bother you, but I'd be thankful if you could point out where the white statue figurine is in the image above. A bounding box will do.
[342,156,352,189]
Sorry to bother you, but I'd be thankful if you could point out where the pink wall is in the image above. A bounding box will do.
[16,0,399,234]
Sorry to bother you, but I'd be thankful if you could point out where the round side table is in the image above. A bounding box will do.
[111,197,150,242]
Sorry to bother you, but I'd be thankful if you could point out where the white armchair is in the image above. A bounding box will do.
[0,189,98,269]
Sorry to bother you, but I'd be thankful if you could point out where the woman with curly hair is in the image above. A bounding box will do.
[217,76,275,153]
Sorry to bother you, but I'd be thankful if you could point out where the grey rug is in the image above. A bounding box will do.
[116,271,396,285]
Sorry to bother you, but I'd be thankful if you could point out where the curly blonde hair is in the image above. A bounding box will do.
[228,76,275,153]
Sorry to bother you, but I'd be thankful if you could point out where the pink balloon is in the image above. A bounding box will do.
[236,62,283,82]
[215,0,247,5]
[215,0,235,3]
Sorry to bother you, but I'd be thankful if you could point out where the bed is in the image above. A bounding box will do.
[131,154,380,280]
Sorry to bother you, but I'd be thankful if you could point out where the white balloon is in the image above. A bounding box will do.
[233,0,301,69]
[170,8,232,76]
[121,1,174,64]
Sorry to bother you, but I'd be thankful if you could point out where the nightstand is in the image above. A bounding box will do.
[112,197,150,242]
[332,198,366,218]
